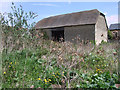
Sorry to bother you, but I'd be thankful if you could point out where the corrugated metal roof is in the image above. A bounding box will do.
[35,9,103,29]
[109,23,120,30]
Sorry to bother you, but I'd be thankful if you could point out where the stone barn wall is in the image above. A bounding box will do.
[95,15,108,45]
[44,29,52,40]
[118,31,120,39]
[44,15,108,45]
[111,30,120,39]
[64,25,95,43]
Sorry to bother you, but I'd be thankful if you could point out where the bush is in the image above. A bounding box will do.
[108,30,113,39]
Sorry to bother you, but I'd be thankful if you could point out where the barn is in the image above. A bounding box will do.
[35,9,108,45]
[109,23,120,39]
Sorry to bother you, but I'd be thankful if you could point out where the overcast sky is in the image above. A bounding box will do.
[0,2,119,27]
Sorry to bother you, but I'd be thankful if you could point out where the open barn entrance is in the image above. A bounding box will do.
[51,27,64,42]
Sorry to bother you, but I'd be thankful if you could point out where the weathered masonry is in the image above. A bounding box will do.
[35,9,108,45]
[109,23,120,39]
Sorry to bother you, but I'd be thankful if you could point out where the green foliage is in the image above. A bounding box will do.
[2,44,119,88]
[2,48,63,88]
[90,40,96,45]
[1,2,38,53]
[3,2,38,29]
[108,30,113,39]
[101,40,107,44]
[42,30,49,39]
[75,71,117,88]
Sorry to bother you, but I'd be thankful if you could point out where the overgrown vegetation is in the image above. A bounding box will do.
[2,41,119,88]
[1,3,120,89]
[108,30,113,39]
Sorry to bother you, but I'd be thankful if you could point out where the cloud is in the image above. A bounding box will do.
[32,3,59,7]
[106,15,118,27]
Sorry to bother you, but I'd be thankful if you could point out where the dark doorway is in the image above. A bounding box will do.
[51,27,64,42]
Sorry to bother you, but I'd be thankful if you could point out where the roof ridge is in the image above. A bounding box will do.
[35,9,102,29]
[44,9,99,19]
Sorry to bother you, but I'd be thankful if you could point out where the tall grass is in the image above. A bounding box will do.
[2,32,119,88]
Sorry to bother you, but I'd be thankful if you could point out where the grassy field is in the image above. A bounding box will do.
[2,36,119,88]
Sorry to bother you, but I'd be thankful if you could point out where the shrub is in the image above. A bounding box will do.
[108,30,113,39]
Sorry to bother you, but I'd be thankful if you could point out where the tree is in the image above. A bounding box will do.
[1,2,38,52]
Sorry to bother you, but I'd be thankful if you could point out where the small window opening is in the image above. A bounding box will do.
[101,34,104,37]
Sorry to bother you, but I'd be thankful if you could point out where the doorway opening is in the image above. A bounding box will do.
[51,27,64,42]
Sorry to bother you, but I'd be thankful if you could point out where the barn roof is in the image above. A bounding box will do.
[109,23,120,30]
[35,9,104,29]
